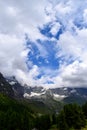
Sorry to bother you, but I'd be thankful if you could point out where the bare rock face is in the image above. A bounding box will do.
[0,73,14,97]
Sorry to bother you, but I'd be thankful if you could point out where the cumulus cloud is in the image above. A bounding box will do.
[43,0,87,88]
[0,33,28,76]
[0,0,50,85]
[50,22,61,36]
[0,0,87,88]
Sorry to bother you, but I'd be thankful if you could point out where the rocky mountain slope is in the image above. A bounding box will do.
[0,72,87,113]
[0,73,14,97]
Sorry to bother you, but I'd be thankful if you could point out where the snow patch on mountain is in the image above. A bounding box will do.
[63,87,68,91]
[23,91,46,98]
[70,89,77,93]
[53,94,66,98]
[9,81,16,85]
[53,94,67,101]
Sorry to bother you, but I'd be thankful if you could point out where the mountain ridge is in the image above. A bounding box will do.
[0,72,87,113]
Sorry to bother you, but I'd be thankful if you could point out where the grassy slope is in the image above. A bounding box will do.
[22,99,52,114]
[0,93,53,115]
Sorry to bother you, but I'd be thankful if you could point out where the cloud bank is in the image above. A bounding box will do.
[0,0,87,88]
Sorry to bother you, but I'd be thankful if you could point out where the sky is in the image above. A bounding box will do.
[0,0,87,88]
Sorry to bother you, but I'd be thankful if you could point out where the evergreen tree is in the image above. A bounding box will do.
[35,114,51,130]
[52,113,57,125]
[82,102,87,119]
[57,104,86,130]
[57,110,69,130]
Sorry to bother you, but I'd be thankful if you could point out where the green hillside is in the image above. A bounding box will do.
[1,93,87,130]
[0,93,36,130]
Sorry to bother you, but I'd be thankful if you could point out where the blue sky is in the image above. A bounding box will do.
[0,0,87,88]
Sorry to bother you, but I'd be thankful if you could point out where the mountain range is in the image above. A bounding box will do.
[0,72,87,113]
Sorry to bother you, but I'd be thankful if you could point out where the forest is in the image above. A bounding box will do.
[0,93,87,130]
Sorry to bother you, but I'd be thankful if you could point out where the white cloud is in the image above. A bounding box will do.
[0,33,28,76]
[50,22,61,36]
[0,0,50,40]
[0,0,87,89]
[60,61,87,87]
[42,0,87,88]
[56,27,87,61]
[0,0,50,84]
